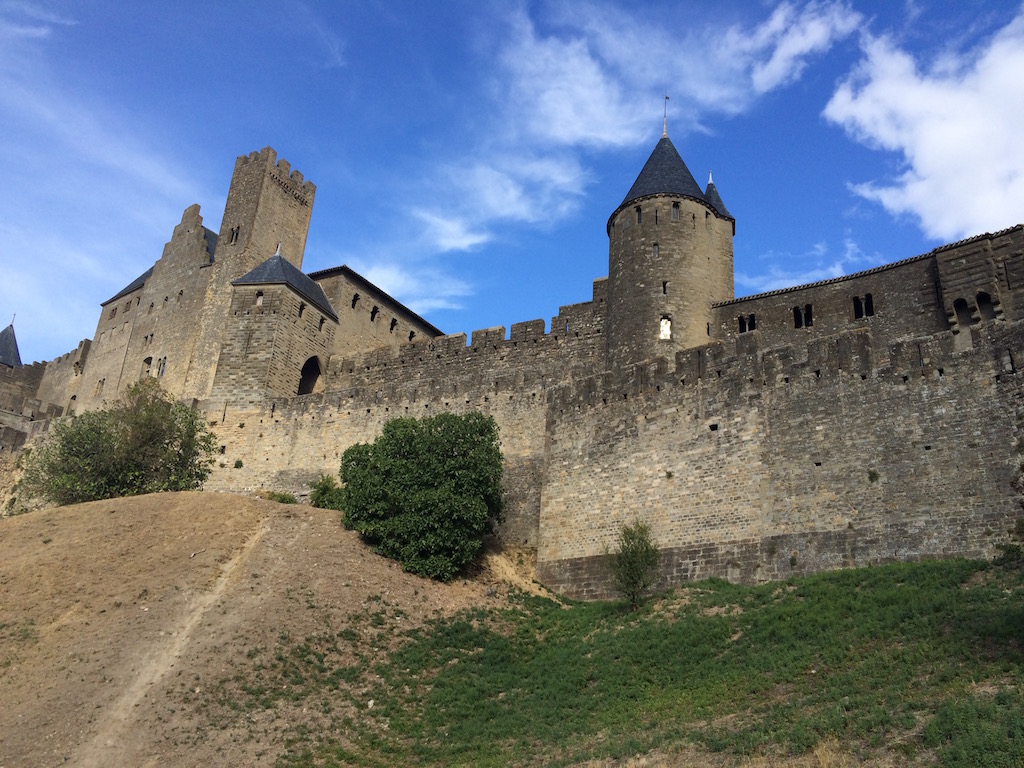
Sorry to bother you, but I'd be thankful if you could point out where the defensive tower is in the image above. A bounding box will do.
[217,147,317,277]
[604,132,734,369]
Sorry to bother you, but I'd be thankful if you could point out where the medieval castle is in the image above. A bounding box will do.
[2,135,1023,598]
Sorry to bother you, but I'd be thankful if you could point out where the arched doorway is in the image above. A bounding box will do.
[297,356,321,395]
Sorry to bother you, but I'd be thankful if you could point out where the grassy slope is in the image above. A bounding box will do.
[211,557,1024,767]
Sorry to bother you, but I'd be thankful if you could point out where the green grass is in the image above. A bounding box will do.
[205,559,1024,767]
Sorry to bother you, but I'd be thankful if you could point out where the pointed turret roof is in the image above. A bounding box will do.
[0,323,22,367]
[703,171,733,221]
[233,253,338,321]
[617,135,705,211]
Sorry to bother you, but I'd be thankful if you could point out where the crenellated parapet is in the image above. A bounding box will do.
[238,147,316,206]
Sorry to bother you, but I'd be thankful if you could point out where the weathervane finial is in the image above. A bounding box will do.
[663,94,669,137]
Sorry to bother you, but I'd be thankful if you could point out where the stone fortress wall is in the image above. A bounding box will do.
[3,141,1022,598]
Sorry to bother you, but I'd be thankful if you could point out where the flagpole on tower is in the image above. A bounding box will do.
[663,94,669,137]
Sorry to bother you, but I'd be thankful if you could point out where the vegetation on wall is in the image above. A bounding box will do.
[21,379,215,505]
[314,412,503,580]
[609,520,661,610]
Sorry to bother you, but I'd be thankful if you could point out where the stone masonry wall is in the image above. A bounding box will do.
[34,339,90,416]
[313,268,442,357]
[537,318,1024,599]
[211,285,337,400]
[202,291,608,548]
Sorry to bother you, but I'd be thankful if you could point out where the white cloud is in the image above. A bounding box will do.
[353,261,472,316]
[396,2,862,317]
[494,1,861,147]
[735,236,885,295]
[823,11,1024,240]
[412,210,490,252]
[747,2,862,93]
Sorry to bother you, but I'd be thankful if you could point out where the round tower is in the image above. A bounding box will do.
[604,133,734,370]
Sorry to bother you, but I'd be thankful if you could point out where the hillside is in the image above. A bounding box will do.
[2,493,1022,767]
[0,493,526,767]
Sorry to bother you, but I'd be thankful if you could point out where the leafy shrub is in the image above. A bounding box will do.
[330,412,503,581]
[21,378,215,505]
[263,491,298,504]
[609,521,661,610]
[310,474,345,509]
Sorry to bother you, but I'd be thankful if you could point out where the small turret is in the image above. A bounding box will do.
[604,135,734,369]
[0,322,21,368]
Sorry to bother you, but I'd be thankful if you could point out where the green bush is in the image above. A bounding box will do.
[310,474,345,509]
[609,521,661,611]
[263,491,298,504]
[330,412,503,581]
[21,378,215,506]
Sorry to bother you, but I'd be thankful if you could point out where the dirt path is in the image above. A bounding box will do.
[0,493,511,767]
[71,521,269,767]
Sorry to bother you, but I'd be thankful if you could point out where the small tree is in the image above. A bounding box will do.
[328,412,503,581]
[21,379,215,505]
[609,521,661,611]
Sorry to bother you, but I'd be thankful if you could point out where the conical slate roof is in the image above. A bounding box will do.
[233,253,338,321]
[703,174,733,221]
[0,323,21,367]
[617,135,705,210]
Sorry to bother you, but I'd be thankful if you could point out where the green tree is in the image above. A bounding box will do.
[21,378,215,505]
[326,412,503,581]
[609,521,661,611]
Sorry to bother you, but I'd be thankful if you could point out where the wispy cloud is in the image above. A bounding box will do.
[397,1,862,312]
[0,2,209,361]
[823,9,1024,240]
[736,236,885,295]
[350,261,473,317]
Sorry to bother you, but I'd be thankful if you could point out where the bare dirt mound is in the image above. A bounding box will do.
[0,492,516,767]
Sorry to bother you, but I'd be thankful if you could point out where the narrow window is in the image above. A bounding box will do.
[655,209,658,225]
[853,296,864,319]
[125,301,132,312]
[662,281,668,295]
[671,201,679,221]
[389,318,397,333]
[142,356,153,378]
[653,243,659,258]
[804,304,813,327]
[158,358,166,377]
[370,305,379,322]
[864,293,874,316]
[748,314,756,331]
[635,206,642,225]
[318,317,325,332]
[409,330,416,341]
[255,291,264,307]
[351,293,360,309]
[95,378,105,396]
[793,306,803,329]
[977,292,996,321]
[229,226,240,245]
[739,316,747,333]
[110,307,117,319]
[953,297,973,327]
[660,316,672,340]
[298,302,306,318]
[148,302,154,315]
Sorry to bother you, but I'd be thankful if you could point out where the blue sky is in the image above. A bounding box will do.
[2,1,1023,364]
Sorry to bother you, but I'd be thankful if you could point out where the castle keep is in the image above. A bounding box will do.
[3,137,1023,598]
